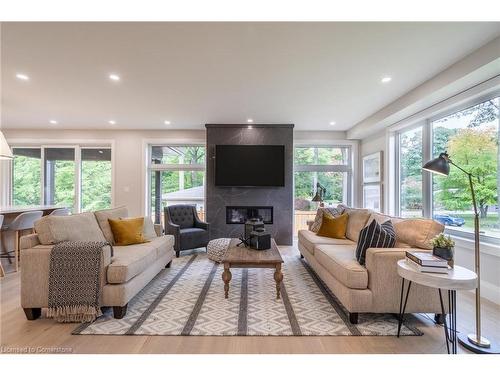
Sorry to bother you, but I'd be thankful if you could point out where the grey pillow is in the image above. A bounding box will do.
[94,206,129,244]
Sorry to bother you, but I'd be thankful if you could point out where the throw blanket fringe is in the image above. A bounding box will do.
[47,305,103,323]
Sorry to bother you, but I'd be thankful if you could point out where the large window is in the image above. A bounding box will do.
[395,94,500,240]
[431,97,500,238]
[294,145,352,233]
[148,145,205,225]
[398,126,423,218]
[11,145,112,212]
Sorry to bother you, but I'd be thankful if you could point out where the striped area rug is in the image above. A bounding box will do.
[73,251,422,336]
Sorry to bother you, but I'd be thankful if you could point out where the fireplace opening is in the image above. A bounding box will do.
[226,206,273,224]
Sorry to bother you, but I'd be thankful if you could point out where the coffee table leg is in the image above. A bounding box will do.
[274,263,283,299]
[222,263,232,299]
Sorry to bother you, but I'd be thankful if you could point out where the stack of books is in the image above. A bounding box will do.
[405,251,450,274]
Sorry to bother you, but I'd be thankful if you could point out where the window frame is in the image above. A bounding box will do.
[146,143,206,223]
[9,142,114,213]
[293,144,353,206]
[394,90,500,244]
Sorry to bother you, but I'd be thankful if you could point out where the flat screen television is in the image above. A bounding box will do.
[215,145,285,187]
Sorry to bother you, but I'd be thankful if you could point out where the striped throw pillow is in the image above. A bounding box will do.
[355,219,396,265]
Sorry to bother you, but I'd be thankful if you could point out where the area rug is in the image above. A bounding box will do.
[73,252,422,336]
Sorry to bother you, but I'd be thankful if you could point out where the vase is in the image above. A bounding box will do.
[433,246,454,268]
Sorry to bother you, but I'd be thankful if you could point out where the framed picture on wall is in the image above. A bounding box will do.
[362,151,382,183]
[363,184,382,212]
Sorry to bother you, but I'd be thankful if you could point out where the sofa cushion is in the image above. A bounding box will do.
[368,212,444,249]
[179,227,208,249]
[315,244,368,289]
[34,212,106,245]
[108,217,148,246]
[310,206,344,233]
[94,206,129,244]
[355,219,396,265]
[143,216,157,240]
[316,212,348,239]
[107,236,170,284]
[298,229,355,255]
[340,206,372,242]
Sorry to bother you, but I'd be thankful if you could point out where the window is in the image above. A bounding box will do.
[11,145,112,213]
[148,145,206,225]
[81,148,112,211]
[294,146,352,233]
[395,94,500,241]
[398,126,423,218]
[12,148,41,205]
[431,97,500,238]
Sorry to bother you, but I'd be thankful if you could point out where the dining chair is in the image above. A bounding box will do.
[1,211,43,272]
[49,208,71,216]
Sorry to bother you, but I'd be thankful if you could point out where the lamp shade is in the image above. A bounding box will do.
[422,152,450,176]
[0,131,13,159]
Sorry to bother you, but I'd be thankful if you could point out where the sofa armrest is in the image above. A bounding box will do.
[20,234,41,250]
[21,244,113,308]
[365,247,442,313]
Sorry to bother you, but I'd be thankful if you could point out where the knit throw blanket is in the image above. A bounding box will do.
[47,241,112,323]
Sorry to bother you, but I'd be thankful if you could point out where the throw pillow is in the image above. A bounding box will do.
[310,206,344,232]
[108,217,149,246]
[355,219,396,265]
[316,212,348,239]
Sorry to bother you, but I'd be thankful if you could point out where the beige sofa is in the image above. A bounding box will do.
[298,206,446,324]
[20,207,175,320]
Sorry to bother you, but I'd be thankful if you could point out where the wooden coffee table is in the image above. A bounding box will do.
[222,238,284,299]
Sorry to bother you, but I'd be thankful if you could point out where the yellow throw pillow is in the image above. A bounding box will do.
[108,217,149,246]
[316,212,348,239]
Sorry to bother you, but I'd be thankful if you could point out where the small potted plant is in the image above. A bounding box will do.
[431,233,455,268]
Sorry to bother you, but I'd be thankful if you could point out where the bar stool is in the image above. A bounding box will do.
[1,211,43,272]
[0,215,4,277]
[49,208,71,216]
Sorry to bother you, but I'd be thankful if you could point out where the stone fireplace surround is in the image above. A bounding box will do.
[205,124,294,245]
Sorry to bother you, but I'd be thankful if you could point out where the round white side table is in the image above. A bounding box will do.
[397,259,477,354]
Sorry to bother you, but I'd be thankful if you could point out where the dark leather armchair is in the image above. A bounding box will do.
[164,204,210,257]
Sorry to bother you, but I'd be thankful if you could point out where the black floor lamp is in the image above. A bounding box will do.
[423,152,499,354]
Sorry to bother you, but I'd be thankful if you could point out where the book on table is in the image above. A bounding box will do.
[405,251,448,267]
[405,258,450,274]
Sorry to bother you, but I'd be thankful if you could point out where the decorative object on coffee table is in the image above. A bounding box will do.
[207,238,231,263]
[423,151,499,353]
[431,233,455,268]
[222,238,283,299]
[397,259,477,354]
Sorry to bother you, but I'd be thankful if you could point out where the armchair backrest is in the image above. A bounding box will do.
[165,204,196,229]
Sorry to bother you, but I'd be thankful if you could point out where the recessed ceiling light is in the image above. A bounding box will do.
[109,74,120,82]
[49,120,58,125]
[329,121,336,126]
[98,150,104,154]
[248,125,253,129]
[108,120,116,125]
[16,73,30,81]
[164,120,171,125]
[381,76,392,83]
[247,119,254,123]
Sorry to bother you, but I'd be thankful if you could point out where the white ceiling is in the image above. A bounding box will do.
[2,22,500,131]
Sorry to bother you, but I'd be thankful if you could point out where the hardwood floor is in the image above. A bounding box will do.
[1,244,499,354]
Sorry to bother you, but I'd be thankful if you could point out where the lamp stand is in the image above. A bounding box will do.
[457,174,499,354]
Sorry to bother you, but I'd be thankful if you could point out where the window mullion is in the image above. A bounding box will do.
[422,120,432,219]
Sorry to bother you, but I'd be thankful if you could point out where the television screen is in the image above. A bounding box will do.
[215,145,285,187]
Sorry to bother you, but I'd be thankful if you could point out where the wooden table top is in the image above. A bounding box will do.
[223,238,283,265]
